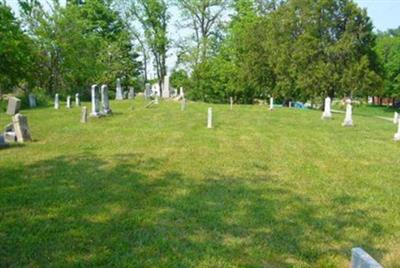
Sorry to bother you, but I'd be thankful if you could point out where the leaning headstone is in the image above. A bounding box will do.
[269,97,274,111]
[66,96,72,108]
[28,93,37,108]
[207,107,213,129]
[90,84,101,117]
[54,94,60,109]
[162,75,170,98]
[342,99,353,127]
[81,106,88,123]
[322,97,332,119]
[12,113,32,143]
[394,118,400,141]
[75,93,80,106]
[128,87,135,99]
[115,78,123,100]
[230,97,233,110]
[393,112,398,124]
[351,248,382,268]
[101,84,112,115]
[6,97,21,115]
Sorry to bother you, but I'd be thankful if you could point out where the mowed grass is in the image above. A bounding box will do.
[1,98,400,267]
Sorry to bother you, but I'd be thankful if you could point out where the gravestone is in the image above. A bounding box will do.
[28,93,37,108]
[6,97,21,115]
[75,93,80,106]
[342,99,353,127]
[162,75,170,98]
[81,106,88,123]
[124,91,128,99]
[12,113,32,143]
[115,78,123,100]
[289,101,292,108]
[155,94,159,104]
[351,248,382,268]
[180,87,184,98]
[269,97,274,111]
[54,94,60,109]
[128,87,135,99]
[393,112,398,124]
[230,97,233,110]
[90,84,101,117]
[66,96,71,108]
[101,84,112,115]
[394,119,400,141]
[145,83,151,99]
[322,97,332,119]
[181,98,186,111]
[207,107,213,128]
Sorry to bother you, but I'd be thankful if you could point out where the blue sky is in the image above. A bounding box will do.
[5,0,400,32]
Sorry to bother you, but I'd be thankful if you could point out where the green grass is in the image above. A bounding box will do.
[1,99,400,267]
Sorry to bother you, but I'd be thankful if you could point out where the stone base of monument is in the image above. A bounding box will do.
[321,113,332,120]
[102,109,112,115]
[342,120,353,127]
[4,131,17,143]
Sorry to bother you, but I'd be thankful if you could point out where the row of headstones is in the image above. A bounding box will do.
[54,93,81,109]
[0,97,32,147]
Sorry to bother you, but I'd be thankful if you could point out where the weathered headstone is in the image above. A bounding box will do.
[54,94,60,109]
[207,107,213,128]
[66,96,72,108]
[322,97,332,119]
[90,84,101,117]
[162,75,170,98]
[81,106,88,123]
[75,93,80,106]
[12,113,32,143]
[145,83,151,99]
[101,84,112,115]
[28,93,37,108]
[4,131,16,143]
[269,97,274,111]
[115,78,123,100]
[128,87,135,99]
[351,248,382,268]
[180,87,184,98]
[393,112,398,124]
[289,101,292,108]
[123,91,128,99]
[181,98,186,111]
[342,99,353,127]
[230,97,233,110]
[6,97,21,115]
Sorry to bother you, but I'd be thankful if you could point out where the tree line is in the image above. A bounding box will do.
[1,0,399,105]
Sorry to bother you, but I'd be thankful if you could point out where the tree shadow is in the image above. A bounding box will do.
[0,154,385,267]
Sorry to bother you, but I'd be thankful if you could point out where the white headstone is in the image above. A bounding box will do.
[54,94,60,109]
[81,106,88,123]
[28,93,36,108]
[115,78,123,100]
[351,248,382,268]
[162,75,170,98]
[342,99,353,127]
[66,96,71,108]
[207,107,212,128]
[75,93,80,106]
[145,83,151,99]
[394,119,400,141]
[101,84,112,114]
[269,97,274,111]
[180,87,184,98]
[393,112,398,124]
[289,101,292,108]
[230,97,233,110]
[90,84,101,117]
[322,97,332,119]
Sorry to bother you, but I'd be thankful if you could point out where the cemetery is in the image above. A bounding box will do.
[1,0,400,267]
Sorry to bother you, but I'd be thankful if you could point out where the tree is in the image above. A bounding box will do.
[128,0,169,95]
[0,3,36,96]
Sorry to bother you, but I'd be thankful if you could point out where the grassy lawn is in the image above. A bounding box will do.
[1,98,400,267]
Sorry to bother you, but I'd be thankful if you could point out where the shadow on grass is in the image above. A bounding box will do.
[0,154,384,267]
